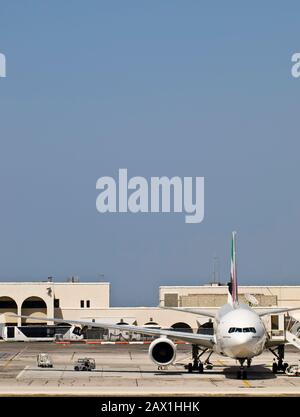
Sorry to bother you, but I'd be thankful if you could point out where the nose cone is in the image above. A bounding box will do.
[229,334,257,358]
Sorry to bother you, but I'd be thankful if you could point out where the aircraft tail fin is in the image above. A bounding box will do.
[228,231,238,305]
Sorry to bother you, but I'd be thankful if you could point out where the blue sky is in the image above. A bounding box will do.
[0,1,300,306]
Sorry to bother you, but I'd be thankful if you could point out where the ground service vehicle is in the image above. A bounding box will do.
[285,363,300,376]
[74,357,96,371]
[37,353,53,368]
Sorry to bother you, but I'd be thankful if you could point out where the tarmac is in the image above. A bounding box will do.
[0,341,300,396]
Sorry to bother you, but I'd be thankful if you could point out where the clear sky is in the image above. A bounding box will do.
[0,1,300,306]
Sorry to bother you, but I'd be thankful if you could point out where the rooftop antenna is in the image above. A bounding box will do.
[98,273,105,281]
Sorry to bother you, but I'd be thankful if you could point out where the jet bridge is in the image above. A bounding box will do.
[267,313,300,350]
[265,314,300,374]
[285,315,300,350]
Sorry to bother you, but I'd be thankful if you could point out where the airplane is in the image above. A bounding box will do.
[13,231,300,379]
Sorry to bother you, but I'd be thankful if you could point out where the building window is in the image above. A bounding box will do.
[271,315,279,330]
[164,293,178,307]
[54,299,60,308]
[80,300,84,308]
[87,300,90,308]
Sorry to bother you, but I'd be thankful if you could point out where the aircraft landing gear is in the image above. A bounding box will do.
[269,346,289,374]
[271,358,288,373]
[186,345,206,373]
[247,359,252,368]
[237,359,248,379]
[204,350,214,370]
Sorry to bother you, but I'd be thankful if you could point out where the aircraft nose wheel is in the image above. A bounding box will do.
[237,359,248,379]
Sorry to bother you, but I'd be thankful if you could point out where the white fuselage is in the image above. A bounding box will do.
[212,303,267,359]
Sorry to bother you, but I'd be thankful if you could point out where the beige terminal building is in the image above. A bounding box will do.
[0,278,300,340]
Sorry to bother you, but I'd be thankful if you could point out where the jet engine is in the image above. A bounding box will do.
[148,338,176,366]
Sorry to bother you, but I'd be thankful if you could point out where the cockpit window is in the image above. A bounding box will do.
[228,327,256,333]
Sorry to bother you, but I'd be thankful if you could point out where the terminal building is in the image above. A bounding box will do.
[0,278,300,341]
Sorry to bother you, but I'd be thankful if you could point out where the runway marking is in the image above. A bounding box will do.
[1,351,21,370]
[209,378,218,386]
[0,353,10,360]
[2,346,28,371]
[286,379,296,386]
[16,365,29,380]
[242,379,252,388]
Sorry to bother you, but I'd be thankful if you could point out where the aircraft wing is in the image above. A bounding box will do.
[162,306,300,318]
[160,307,217,318]
[254,307,300,317]
[13,315,215,348]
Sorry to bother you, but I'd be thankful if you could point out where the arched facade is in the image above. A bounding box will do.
[0,296,18,325]
[21,297,47,325]
[116,320,129,325]
[197,320,214,335]
[0,283,55,326]
[171,322,193,333]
